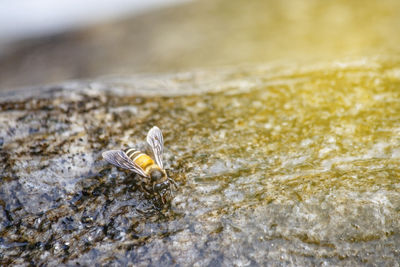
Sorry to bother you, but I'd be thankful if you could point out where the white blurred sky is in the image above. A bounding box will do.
[0,0,190,44]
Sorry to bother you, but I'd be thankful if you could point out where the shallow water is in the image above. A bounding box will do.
[1,57,400,265]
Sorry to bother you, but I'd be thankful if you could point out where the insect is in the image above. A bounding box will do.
[102,126,177,203]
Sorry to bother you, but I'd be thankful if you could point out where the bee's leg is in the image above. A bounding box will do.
[168,178,178,189]
[159,193,165,204]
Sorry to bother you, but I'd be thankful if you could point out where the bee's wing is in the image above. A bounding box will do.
[146,126,164,169]
[102,150,149,178]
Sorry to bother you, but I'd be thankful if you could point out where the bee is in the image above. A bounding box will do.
[102,126,177,203]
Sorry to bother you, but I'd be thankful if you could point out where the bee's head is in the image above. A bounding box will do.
[153,181,169,193]
[150,170,177,205]
[153,180,172,205]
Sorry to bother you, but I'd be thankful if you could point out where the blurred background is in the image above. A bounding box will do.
[0,0,399,91]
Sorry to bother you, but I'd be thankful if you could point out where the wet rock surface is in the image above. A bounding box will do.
[1,57,400,265]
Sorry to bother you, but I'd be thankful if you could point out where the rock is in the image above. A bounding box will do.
[1,58,400,265]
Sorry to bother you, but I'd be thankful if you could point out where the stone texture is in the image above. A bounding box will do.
[1,58,400,265]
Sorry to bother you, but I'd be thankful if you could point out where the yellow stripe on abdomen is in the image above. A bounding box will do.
[133,154,155,171]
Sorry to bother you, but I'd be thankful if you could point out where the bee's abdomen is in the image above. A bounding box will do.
[124,148,155,170]
[125,148,141,159]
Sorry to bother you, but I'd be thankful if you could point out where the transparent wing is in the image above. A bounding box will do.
[146,126,164,168]
[102,150,149,177]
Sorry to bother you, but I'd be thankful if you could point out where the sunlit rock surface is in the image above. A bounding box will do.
[1,57,400,265]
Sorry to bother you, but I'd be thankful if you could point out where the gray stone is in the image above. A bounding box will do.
[1,58,400,265]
